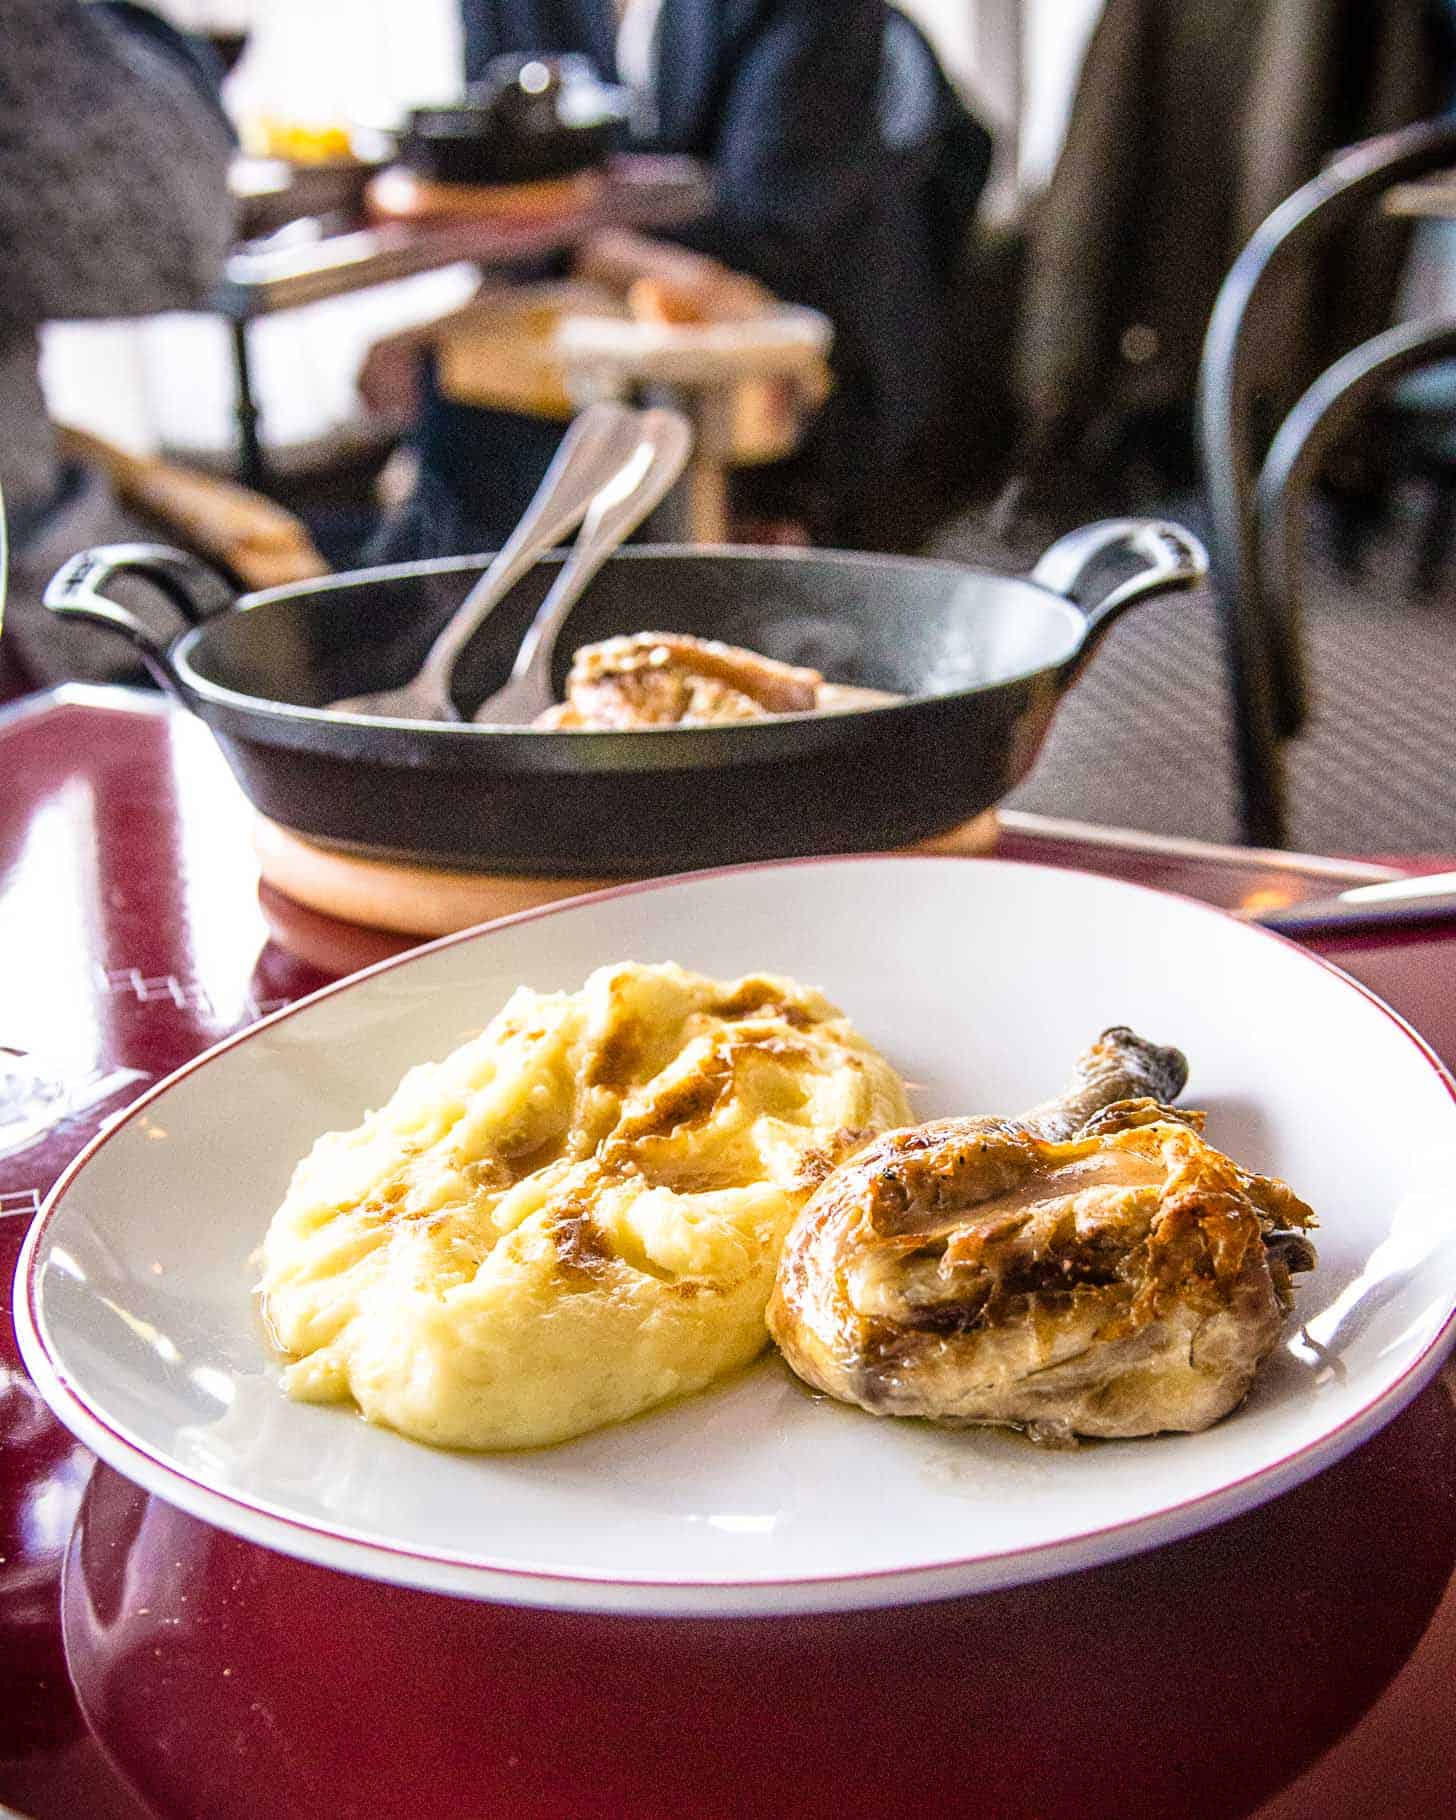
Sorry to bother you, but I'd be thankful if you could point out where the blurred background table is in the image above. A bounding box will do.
[1385,170,1456,217]
[3,686,1456,1820]
[215,153,711,489]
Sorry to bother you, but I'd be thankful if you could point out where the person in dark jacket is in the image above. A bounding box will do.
[371,0,990,557]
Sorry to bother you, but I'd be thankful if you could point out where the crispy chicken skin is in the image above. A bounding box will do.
[767,1029,1318,1442]
[534,631,898,728]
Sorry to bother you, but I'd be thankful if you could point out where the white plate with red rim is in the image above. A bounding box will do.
[16,855,1456,1615]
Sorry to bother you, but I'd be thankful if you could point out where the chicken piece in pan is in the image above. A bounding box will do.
[767,1028,1317,1442]
[534,631,897,728]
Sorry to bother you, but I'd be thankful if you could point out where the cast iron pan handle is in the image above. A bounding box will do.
[44,544,235,701]
[1031,518,1208,673]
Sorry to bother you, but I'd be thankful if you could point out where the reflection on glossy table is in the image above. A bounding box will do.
[3,687,1456,1820]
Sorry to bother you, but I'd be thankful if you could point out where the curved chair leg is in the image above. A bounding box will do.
[1255,319,1456,728]
[1197,117,1456,845]
[1205,542,1288,849]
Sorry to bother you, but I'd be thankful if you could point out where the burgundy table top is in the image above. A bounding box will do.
[3,686,1456,1820]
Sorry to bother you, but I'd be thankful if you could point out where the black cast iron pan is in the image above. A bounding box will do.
[44,521,1206,875]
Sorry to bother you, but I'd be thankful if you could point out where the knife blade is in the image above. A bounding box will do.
[1247,871,1456,935]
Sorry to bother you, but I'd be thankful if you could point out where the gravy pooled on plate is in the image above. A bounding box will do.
[258,962,909,1449]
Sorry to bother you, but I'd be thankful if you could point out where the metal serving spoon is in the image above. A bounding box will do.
[327,400,646,722]
[472,406,694,726]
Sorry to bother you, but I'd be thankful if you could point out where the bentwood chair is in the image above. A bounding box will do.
[1197,116,1456,848]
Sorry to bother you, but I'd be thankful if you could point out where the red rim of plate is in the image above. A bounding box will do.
[16,852,1456,1605]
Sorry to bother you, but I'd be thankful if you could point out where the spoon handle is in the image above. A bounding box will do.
[414,400,642,696]
[509,409,696,690]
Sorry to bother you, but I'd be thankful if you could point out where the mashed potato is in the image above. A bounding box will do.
[258,962,910,1449]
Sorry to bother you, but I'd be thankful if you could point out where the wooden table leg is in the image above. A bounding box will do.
[679,386,733,544]
[637,381,732,544]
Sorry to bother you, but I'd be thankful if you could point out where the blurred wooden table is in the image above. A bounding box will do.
[213,153,711,490]
[1385,170,1456,217]
[3,688,1456,1820]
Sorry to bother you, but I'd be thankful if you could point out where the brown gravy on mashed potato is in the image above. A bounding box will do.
[257,962,910,1450]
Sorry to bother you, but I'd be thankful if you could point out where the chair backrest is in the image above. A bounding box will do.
[1255,316,1456,683]
[1195,115,1456,845]
[1200,117,1456,607]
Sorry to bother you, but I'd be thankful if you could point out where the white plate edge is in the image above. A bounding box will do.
[14,853,1456,1613]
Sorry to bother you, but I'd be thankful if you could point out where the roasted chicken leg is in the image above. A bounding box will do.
[767,1028,1317,1442]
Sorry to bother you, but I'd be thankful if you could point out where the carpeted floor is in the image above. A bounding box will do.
[925,491,1456,855]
